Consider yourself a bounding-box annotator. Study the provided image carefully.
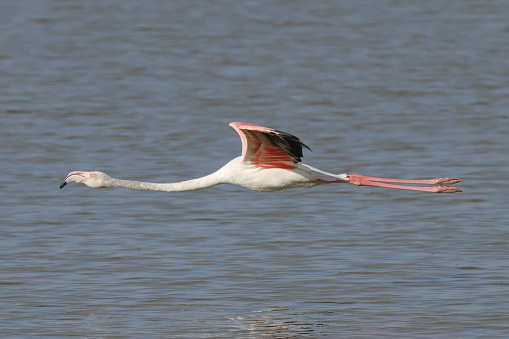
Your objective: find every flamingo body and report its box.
[214,157,346,192]
[60,122,461,193]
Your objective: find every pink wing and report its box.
[229,122,311,169]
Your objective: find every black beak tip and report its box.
[59,181,67,189]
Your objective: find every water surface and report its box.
[1,0,508,337]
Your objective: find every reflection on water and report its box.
[1,0,508,337]
[232,308,322,338]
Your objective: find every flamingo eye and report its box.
[91,173,96,178]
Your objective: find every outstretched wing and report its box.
[229,122,311,169]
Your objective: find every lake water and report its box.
[1,0,508,337]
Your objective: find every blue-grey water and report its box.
[1,0,508,337]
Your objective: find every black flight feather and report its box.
[266,130,312,163]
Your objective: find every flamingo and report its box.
[60,122,462,193]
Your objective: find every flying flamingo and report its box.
[60,122,462,193]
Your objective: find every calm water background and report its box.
[1,0,508,337]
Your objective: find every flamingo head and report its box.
[60,171,110,189]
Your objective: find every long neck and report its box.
[104,172,224,192]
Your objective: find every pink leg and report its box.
[347,174,462,193]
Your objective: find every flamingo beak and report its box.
[60,171,87,189]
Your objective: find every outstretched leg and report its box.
[347,174,462,193]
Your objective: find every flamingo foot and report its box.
[433,177,463,185]
[433,186,462,193]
